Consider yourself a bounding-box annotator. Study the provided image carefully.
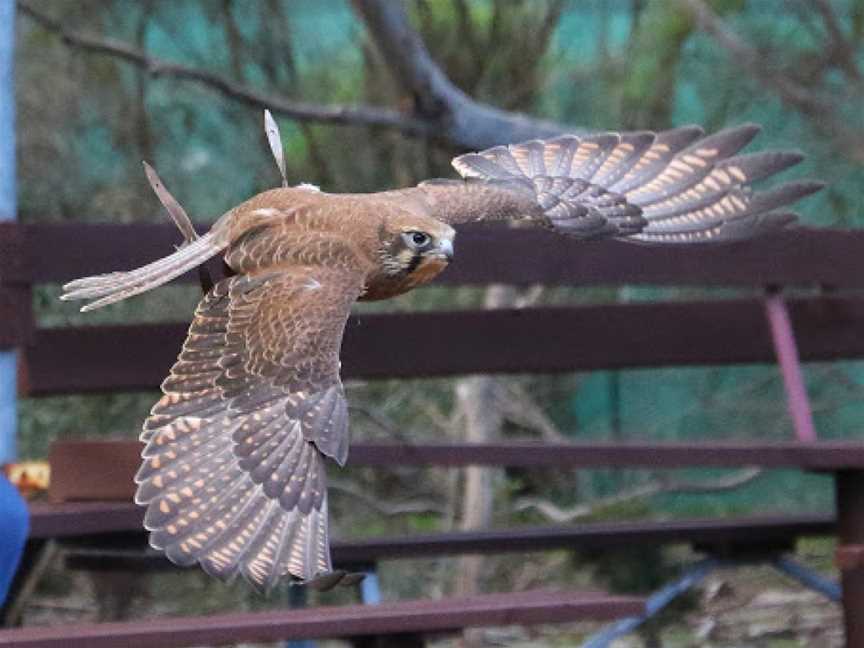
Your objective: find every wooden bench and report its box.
[12,438,849,646]
[4,222,864,645]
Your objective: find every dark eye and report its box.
[405,231,430,248]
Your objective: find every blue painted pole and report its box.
[773,556,841,603]
[0,0,17,464]
[283,585,315,648]
[580,558,723,648]
[360,570,382,604]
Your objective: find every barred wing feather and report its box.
[134,269,361,592]
[448,124,823,242]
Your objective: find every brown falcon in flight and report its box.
[62,113,821,591]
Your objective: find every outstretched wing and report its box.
[405,124,823,242]
[134,267,363,592]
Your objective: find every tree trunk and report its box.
[454,285,515,646]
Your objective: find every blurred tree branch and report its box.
[352,0,574,149]
[330,479,445,516]
[453,288,513,605]
[18,0,578,153]
[679,0,864,162]
[515,467,763,523]
[812,0,863,84]
[16,0,432,138]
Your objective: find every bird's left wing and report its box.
[135,266,363,592]
[394,124,822,243]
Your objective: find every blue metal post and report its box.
[773,556,841,602]
[283,585,315,648]
[0,0,17,463]
[580,558,724,648]
[360,569,381,605]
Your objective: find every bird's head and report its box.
[378,216,455,278]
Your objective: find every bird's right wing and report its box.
[135,266,364,592]
[407,124,823,243]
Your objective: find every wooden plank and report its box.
[21,296,864,396]
[44,439,864,504]
[28,501,144,539]
[0,221,26,282]
[47,441,142,503]
[0,589,644,648]
[0,222,199,284]
[34,500,830,557]
[24,324,181,396]
[332,514,832,562]
[28,496,833,548]
[62,513,829,569]
[5,222,864,288]
[349,441,864,470]
[442,225,864,289]
[0,286,31,347]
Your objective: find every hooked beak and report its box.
[437,238,454,262]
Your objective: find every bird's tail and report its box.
[61,232,225,311]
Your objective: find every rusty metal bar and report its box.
[764,293,817,442]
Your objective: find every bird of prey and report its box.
[61,112,822,592]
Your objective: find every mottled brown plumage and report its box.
[61,117,822,591]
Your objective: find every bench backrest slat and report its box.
[21,296,864,396]
[4,223,864,288]
[5,224,863,395]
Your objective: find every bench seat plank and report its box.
[349,440,864,469]
[0,589,644,648]
[28,499,832,562]
[44,439,864,503]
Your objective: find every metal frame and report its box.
[583,289,854,647]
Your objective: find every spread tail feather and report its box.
[61,232,224,311]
